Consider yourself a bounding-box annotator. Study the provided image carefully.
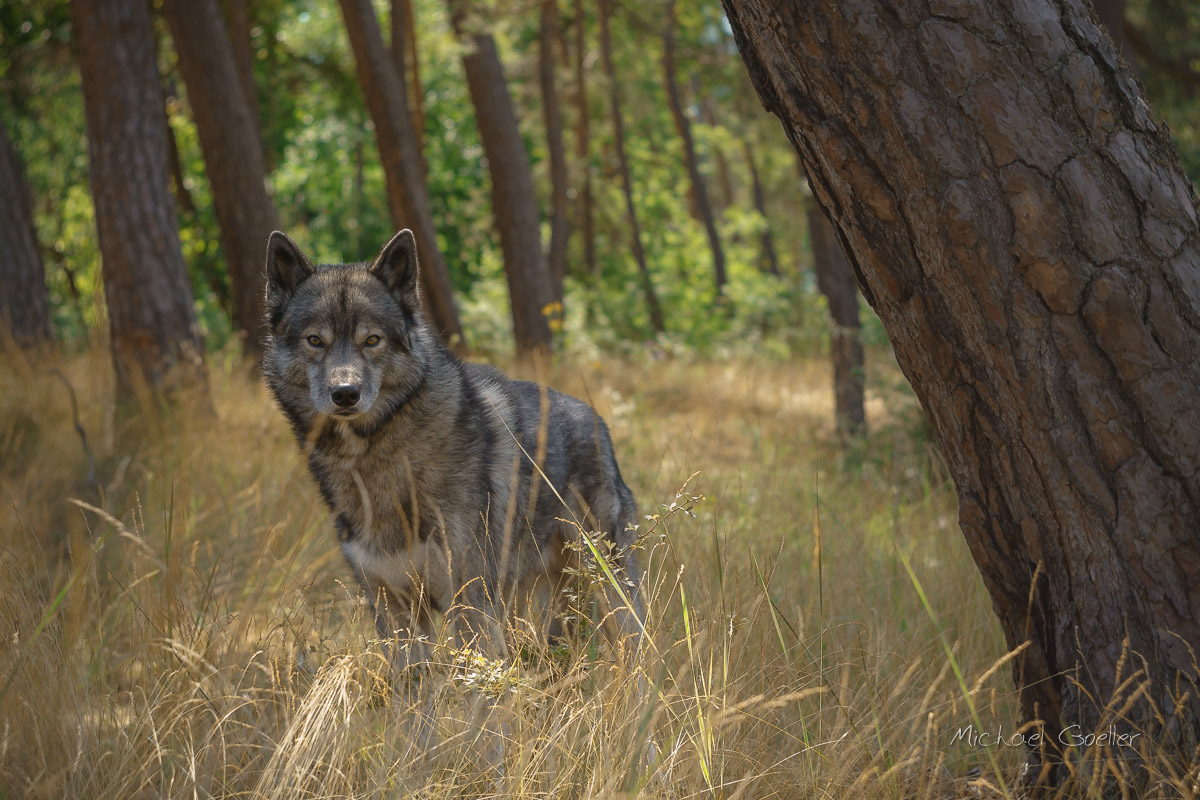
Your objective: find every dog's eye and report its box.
[306,334,324,347]
[364,334,381,347]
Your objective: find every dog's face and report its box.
[263,230,427,428]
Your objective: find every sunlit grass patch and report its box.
[1,346,1194,798]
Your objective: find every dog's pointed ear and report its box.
[265,231,313,302]
[370,229,420,304]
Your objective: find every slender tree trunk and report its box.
[74,0,207,399]
[725,0,1200,782]
[449,0,555,354]
[0,116,52,348]
[599,0,664,333]
[743,139,779,276]
[224,0,262,142]
[663,0,726,293]
[806,198,864,438]
[697,87,736,212]
[162,0,280,358]
[572,0,596,277]
[339,0,465,349]
[390,0,426,164]
[540,0,569,304]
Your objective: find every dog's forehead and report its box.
[290,265,399,330]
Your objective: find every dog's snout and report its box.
[331,384,361,408]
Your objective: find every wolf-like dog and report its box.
[263,229,644,675]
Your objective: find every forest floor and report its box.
[0,346,1107,798]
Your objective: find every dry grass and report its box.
[0,347,1193,798]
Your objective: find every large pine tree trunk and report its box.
[339,0,465,350]
[724,0,1200,779]
[449,0,555,354]
[663,0,726,293]
[599,0,664,334]
[571,0,596,277]
[805,199,864,438]
[0,116,52,348]
[540,0,569,304]
[74,0,207,399]
[390,0,426,165]
[162,0,280,358]
[223,0,262,146]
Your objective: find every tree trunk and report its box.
[449,0,555,354]
[224,0,262,143]
[1093,0,1137,72]
[806,198,864,439]
[724,0,1200,780]
[571,0,596,277]
[390,0,426,165]
[698,88,736,212]
[540,0,569,304]
[599,0,664,333]
[662,0,726,293]
[743,139,779,277]
[74,0,207,399]
[162,0,281,358]
[339,0,465,350]
[0,115,52,348]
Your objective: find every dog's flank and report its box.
[262,229,644,673]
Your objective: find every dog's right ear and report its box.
[265,231,313,304]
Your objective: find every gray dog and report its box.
[263,229,644,676]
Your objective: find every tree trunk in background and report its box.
[339,0,464,349]
[540,0,569,304]
[449,0,555,354]
[74,0,207,399]
[724,0,1200,781]
[572,0,596,277]
[0,116,52,348]
[743,139,779,277]
[390,0,426,164]
[599,0,664,333]
[663,0,726,293]
[698,88,736,212]
[806,199,864,438]
[223,0,262,148]
[162,0,280,358]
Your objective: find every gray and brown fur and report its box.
[262,229,644,674]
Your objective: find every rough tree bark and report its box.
[74,0,207,398]
[663,0,726,293]
[162,0,281,358]
[806,198,865,438]
[540,0,569,303]
[449,0,555,354]
[572,0,597,277]
[599,0,664,333]
[724,0,1200,780]
[0,115,52,348]
[339,0,465,349]
[743,139,779,276]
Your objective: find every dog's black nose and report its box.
[331,385,360,408]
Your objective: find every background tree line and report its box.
[1,0,864,417]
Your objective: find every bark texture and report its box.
[806,199,864,437]
[540,0,569,303]
[599,0,664,333]
[663,0,726,293]
[162,0,281,357]
[339,0,464,349]
[74,0,207,397]
[450,0,555,354]
[0,116,52,348]
[572,0,596,276]
[723,0,1200,770]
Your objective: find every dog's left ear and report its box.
[370,229,420,305]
